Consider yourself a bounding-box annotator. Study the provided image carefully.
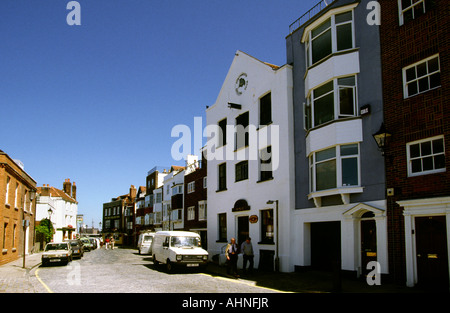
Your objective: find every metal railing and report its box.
[289,0,335,34]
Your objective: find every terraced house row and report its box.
[101,0,448,289]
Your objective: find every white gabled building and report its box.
[36,179,78,242]
[205,50,295,272]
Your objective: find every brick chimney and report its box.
[72,182,77,200]
[63,179,72,197]
[130,185,137,199]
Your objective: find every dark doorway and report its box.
[310,221,341,271]
[237,216,249,246]
[361,219,377,276]
[415,216,449,288]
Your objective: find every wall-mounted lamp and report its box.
[372,123,392,156]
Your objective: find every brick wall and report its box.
[379,0,450,283]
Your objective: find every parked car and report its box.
[80,238,93,251]
[42,242,73,266]
[65,239,84,258]
[152,231,208,272]
[137,232,155,255]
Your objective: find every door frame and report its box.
[399,197,450,287]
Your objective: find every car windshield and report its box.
[170,236,200,248]
[45,244,68,251]
[143,236,153,242]
[69,242,78,246]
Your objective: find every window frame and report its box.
[407,135,446,177]
[259,92,272,126]
[235,160,249,182]
[305,10,355,67]
[217,163,227,191]
[259,146,273,182]
[305,75,358,130]
[398,0,427,26]
[402,54,441,98]
[309,143,361,193]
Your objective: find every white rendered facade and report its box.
[206,51,295,272]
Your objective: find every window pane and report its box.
[316,160,336,190]
[314,92,334,126]
[316,147,336,162]
[338,76,355,86]
[428,57,439,72]
[312,18,331,38]
[404,8,414,23]
[411,159,422,173]
[402,0,412,9]
[418,77,429,93]
[339,87,354,115]
[407,81,418,96]
[342,157,358,186]
[414,2,425,18]
[432,138,444,153]
[336,23,353,51]
[416,62,427,77]
[421,141,432,156]
[434,154,445,169]
[314,81,333,98]
[335,11,352,24]
[341,144,358,156]
[406,67,416,82]
[429,72,441,89]
[410,143,421,158]
[312,29,332,64]
[422,156,433,171]
[260,93,272,125]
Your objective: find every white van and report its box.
[151,231,208,271]
[137,232,155,255]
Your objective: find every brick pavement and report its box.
[0,252,42,293]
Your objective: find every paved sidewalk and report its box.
[0,252,43,293]
[204,262,430,293]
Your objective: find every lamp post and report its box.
[266,200,279,272]
[23,189,36,268]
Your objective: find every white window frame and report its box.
[402,54,441,98]
[198,201,207,221]
[5,176,10,206]
[187,181,195,194]
[305,10,355,67]
[305,75,358,129]
[203,177,207,189]
[407,135,446,177]
[309,143,361,193]
[398,0,426,26]
[187,206,195,221]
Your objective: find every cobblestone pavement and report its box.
[0,246,442,294]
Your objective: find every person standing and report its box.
[105,236,110,249]
[241,237,254,274]
[225,238,239,277]
[110,236,115,250]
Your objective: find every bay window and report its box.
[309,144,360,192]
[306,10,354,67]
[305,75,357,129]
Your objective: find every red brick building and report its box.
[0,150,37,266]
[184,156,207,249]
[379,0,449,288]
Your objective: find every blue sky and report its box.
[0,0,318,228]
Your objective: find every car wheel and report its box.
[153,255,159,266]
[166,260,173,272]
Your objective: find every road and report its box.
[30,247,281,293]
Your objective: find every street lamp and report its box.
[266,200,279,272]
[372,123,392,156]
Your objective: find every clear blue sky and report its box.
[0,0,318,228]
